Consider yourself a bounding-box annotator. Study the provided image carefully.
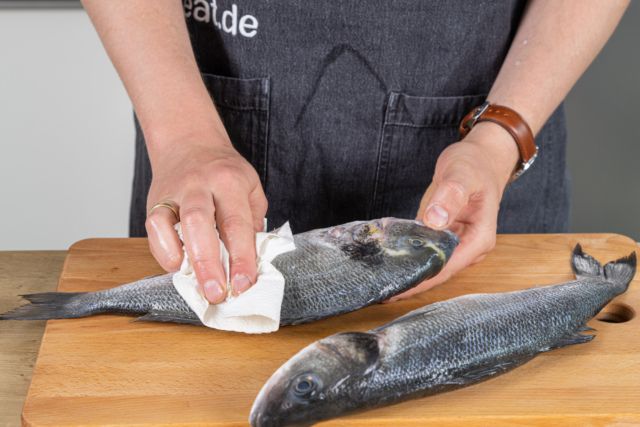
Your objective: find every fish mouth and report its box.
[250,412,284,427]
[249,410,273,427]
[250,370,286,427]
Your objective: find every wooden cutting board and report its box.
[21,234,639,426]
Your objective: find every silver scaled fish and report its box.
[0,218,458,326]
[249,245,636,426]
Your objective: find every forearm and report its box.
[467,0,629,185]
[489,0,630,135]
[81,0,229,162]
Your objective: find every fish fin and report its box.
[571,244,636,289]
[446,355,537,385]
[603,251,637,290]
[0,292,88,320]
[571,244,604,280]
[133,311,203,326]
[578,324,596,333]
[545,330,596,351]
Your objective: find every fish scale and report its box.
[274,220,454,325]
[249,245,637,427]
[1,218,458,328]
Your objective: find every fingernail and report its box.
[426,204,449,228]
[232,274,252,296]
[204,280,224,303]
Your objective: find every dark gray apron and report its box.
[130,0,570,236]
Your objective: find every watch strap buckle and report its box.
[462,101,490,133]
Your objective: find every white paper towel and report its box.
[172,222,296,334]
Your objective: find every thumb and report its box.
[423,172,475,230]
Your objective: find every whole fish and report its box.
[250,245,636,427]
[0,218,458,326]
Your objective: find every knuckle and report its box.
[164,252,184,272]
[148,241,180,272]
[252,215,266,233]
[211,160,261,192]
[190,257,218,274]
[485,237,496,253]
[180,206,210,228]
[145,216,169,242]
[441,180,468,205]
[481,234,497,253]
[144,215,160,232]
[228,259,253,278]
[257,198,268,216]
[211,165,243,189]
[219,214,251,236]
[178,171,206,189]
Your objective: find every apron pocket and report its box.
[201,73,270,186]
[372,92,486,219]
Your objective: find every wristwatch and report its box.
[459,102,538,182]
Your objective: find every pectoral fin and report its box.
[445,354,537,385]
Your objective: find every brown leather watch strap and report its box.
[459,103,538,181]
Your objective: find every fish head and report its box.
[335,218,458,279]
[381,218,458,262]
[250,331,380,427]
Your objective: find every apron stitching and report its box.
[214,106,265,112]
[384,123,464,129]
[262,77,271,188]
[370,92,396,218]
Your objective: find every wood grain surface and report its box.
[0,251,66,427]
[17,235,640,426]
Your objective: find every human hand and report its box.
[145,136,267,304]
[388,122,521,302]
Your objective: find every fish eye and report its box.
[292,375,317,396]
[409,238,425,247]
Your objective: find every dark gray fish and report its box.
[249,245,636,427]
[0,218,458,326]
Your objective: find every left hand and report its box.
[387,122,520,302]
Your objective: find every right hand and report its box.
[387,121,520,302]
[145,137,268,304]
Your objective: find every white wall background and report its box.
[0,8,135,250]
[1,5,638,251]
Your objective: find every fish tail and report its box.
[571,244,637,289]
[0,292,89,320]
[603,251,637,290]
